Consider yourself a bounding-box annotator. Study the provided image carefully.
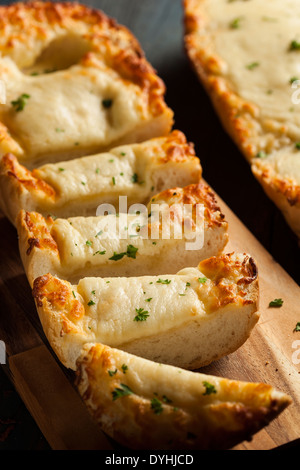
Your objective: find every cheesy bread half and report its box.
[17,182,228,286]
[0,131,201,225]
[76,342,291,450]
[184,0,300,238]
[0,1,173,168]
[32,253,259,371]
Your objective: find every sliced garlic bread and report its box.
[0,1,173,169]
[0,131,201,225]
[184,0,300,237]
[76,342,291,450]
[17,182,228,286]
[32,253,259,371]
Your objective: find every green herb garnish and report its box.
[11,93,30,111]
[156,278,171,285]
[134,308,149,322]
[269,298,284,308]
[202,381,217,396]
[150,397,163,415]
[112,383,133,400]
[108,369,117,377]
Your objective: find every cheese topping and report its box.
[76,271,205,346]
[0,58,150,165]
[202,0,300,185]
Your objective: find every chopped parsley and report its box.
[102,98,113,108]
[72,291,76,298]
[109,159,114,163]
[131,173,138,183]
[202,381,217,396]
[150,397,163,415]
[295,143,300,150]
[95,168,100,174]
[11,93,30,111]
[81,181,86,185]
[121,364,128,374]
[91,290,96,295]
[229,17,242,29]
[58,168,65,172]
[88,300,96,306]
[198,277,207,284]
[269,298,284,308]
[120,152,126,156]
[290,77,299,84]
[134,308,149,322]
[108,369,117,377]
[145,298,152,302]
[112,176,116,185]
[112,383,133,400]
[109,244,138,261]
[86,240,93,247]
[156,278,171,285]
[256,151,267,159]
[290,40,300,51]
[95,231,103,237]
[294,322,300,332]
[93,250,106,256]
[246,62,260,70]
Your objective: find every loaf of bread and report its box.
[0,1,173,169]
[184,0,300,237]
[17,182,228,285]
[76,341,291,450]
[32,253,259,371]
[0,131,201,224]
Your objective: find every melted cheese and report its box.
[75,270,206,346]
[0,57,161,165]
[202,0,300,185]
[35,147,150,206]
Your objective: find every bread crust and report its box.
[0,1,173,165]
[75,342,291,450]
[0,131,202,224]
[184,0,300,238]
[32,253,259,371]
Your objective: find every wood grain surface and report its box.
[0,0,299,450]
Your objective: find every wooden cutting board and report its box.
[0,186,299,451]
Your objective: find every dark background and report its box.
[0,0,299,450]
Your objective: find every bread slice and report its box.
[0,131,201,225]
[32,253,259,371]
[75,341,291,450]
[184,0,300,238]
[0,1,173,168]
[17,182,228,286]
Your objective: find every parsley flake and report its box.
[134,308,149,322]
[290,40,300,51]
[246,62,260,70]
[88,300,96,306]
[11,93,30,112]
[294,322,300,332]
[121,364,128,374]
[269,298,284,308]
[108,369,118,377]
[202,381,217,396]
[112,383,133,400]
[156,278,171,285]
[198,277,207,284]
[150,397,163,415]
